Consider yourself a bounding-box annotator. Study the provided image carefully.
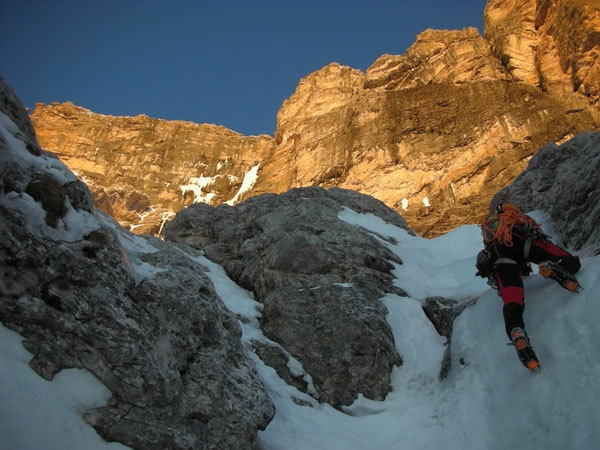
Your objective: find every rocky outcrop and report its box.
[0,74,39,151]
[491,132,600,254]
[484,0,541,84]
[363,27,506,89]
[164,187,408,408]
[30,0,600,237]
[1,78,274,449]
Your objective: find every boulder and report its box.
[164,186,408,407]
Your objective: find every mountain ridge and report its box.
[30,0,600,237]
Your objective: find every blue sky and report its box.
[1,0,485,136]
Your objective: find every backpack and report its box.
[479,203,545,247]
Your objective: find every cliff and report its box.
[31,104,274,234]
[30,0,600,236]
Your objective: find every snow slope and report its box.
[255,209,600,450]
[1,199,599,449]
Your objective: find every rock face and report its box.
[491,132,600,254]
[31,102,274,235]
[0,77,274,449]
[164,187,408,408]
[485,0,600,101]
[30,1,600,237]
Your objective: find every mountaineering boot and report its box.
[539,261,582,292]
[510,327,540,371]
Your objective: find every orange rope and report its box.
[479,203,538,247]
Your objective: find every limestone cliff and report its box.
[30,0,600,236]
[485,0,600,102]
[31,103,274,234]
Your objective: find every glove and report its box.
[475,249,493,278]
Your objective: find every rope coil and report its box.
[479,203,539,247]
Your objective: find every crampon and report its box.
[539,261,582,293]
[510,327,540,371]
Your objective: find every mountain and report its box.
[3,72,600,449]
[30,0,600,237]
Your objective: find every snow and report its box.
[179,174,218,204]
[226,163,260,205]
[178,163,260,207]
[0,112,102,242]
[0,191,101,242]
[399,196,430,210]
[0,326,129,450]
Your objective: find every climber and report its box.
[475,202,581,371]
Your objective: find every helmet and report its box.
[495,202,520,214]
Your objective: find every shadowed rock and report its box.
[165,186,409,408]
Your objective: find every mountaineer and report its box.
[475,202,581,371]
